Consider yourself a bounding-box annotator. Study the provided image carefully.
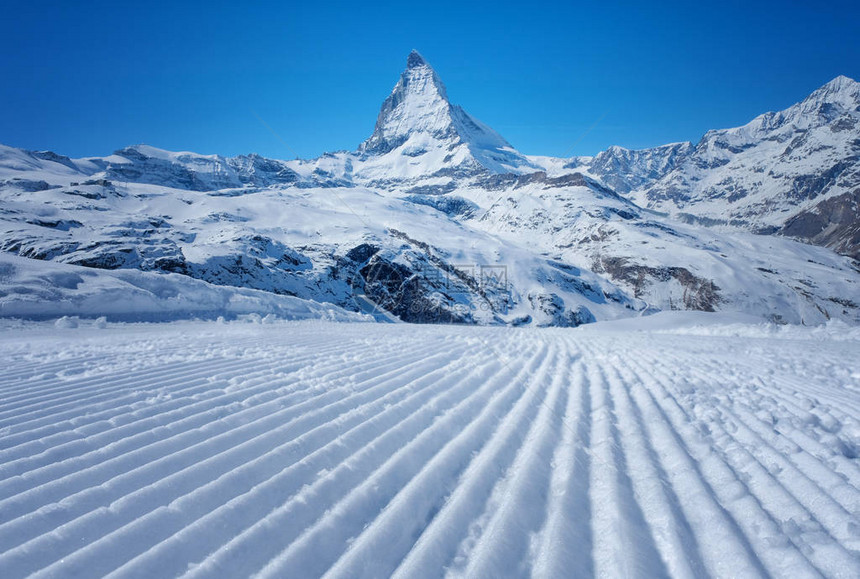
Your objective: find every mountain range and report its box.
[1,50,858,326]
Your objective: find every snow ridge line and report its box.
[182,341,549,578]
[371,342,558,579]
[644,343,860,495]
[451,346,574,579]
[621,345,840,577]
[0,336,435,508]
[602,358,709,578]
[26,341,492,578]
[529,349,593,579]
[108,345,506,578]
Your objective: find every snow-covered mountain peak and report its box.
[3,63,860,327]
[622,74,860,259]
[360,52,452,155]
[574,141,694,194]
[814,74,859,101]
[791,75,860,124]
[733,75,860,138]
[357,52,537,180]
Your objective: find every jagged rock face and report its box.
[105,146,305,191]
[591,257,722,312]
[572,142,694,195]
[779,189,860,260]
[527,292,596,327]
[361,51,458,155]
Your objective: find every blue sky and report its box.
[2,0,859,160]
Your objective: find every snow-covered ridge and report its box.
[1,56,858,326]
[619,75,860,258]
[0,253,369,323]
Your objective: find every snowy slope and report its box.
[3,150,857,325]
[0,170,649,325]
[0,317,858,577]
[460,175,860,325]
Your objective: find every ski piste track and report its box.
[0,319,858,578]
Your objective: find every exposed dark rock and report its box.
[30,150,80,171]
[346,243,380,264]
[359,256,470,324]
[780,189,860,259]
[26,219,83,231]
[405,194,477,217]
[527,292,595,327]
[593,256,722,312]
[788,159,856,202]
[68,246,139,270]
[405,182,457,196]
[1,179,55,192]
[240,235,312,270]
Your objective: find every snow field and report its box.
[0,318,858,578]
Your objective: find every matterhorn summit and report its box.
[356,50,538,186]
[361,50,456,154]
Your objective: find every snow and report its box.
[0,54,857,577]
[3,142,857,325]
[0,253,370,323]
[0,316,857,578]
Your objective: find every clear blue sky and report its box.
[2,0,859,160]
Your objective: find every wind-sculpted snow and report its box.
[0,317,858,578]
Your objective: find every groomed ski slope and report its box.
[0,316,858,578]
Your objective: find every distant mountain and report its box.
[1,54,858,326]
[589,76,860,259]
[356,50,538,187]
[562,142,693,195]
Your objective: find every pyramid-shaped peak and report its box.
[399,51,447,100]
[407,50,428,69]
[360,51,453,155]
[358,51,537,176]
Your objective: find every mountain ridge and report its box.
[1,54,858,326]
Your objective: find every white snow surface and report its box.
[0,316,858,578]
[2,141,858,326]
[0,253,369,323]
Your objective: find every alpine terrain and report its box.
[0,51,859,579]
[1,50,859,326]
